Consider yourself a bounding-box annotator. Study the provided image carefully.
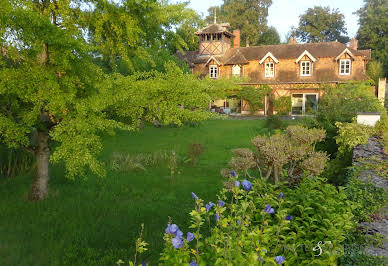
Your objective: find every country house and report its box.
[179,22,373,115]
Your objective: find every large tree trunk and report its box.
[28,131,50,201]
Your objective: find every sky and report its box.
[183,0,364,42]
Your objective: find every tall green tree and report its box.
[206,0,272,46]
[356,0,388,76]
[0,0,233,200]
[258,26,280,45]
[293,6,349,43]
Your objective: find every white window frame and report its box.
[209,65,218,79]
[291,93,319,115]
[300,61,312,76]
[232,65,241,76]
[265,62,275,77]
[339,59,351,75]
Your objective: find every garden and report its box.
[1,1,387,265]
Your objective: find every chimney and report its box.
[233,30,240,48]
[288,37,298,44]
[349,37,358,50]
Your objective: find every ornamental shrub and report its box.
[249,125,327,183]
[159,176,354,265]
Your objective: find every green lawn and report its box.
[0,119,269,265]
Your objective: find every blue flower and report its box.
[205,202,215,211]
[231,170,237,177]
[278,192,283,199]
[285,215,293,221]
[189,262,198,266]
[218,200,225,207]
[275,255,285,264]
[186,232,195,242]
[171,237,183,249]
[265,204,275,214]
[165,224,179,235]
[176,230,183,240]
[234,181,240,187]
[236,220,240,224]
[241,179,252,191]
[215,213,220,221]
[191,192,198,200]
[141,262,146,266]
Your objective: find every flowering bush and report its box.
[159,175,354,265]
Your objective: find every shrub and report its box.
[159,176,354,265]
[239,85,272,113]
[273,96,291,116]
[345,175,385,222]
[249,125,327,183]
[335,122,376,155]
[229,148,256,177]
[265,114,285,131]
[186,143,206,165]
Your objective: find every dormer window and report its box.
[265,62,274,77]
[232,65,241,76]
[209,65,218,78]
[300,61,311,76]
[339,59,351,75]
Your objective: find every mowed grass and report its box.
[0,119,269,265]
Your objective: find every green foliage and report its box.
[356,0,388,76]
[258,26,281,45]
[316,82,383,155]
[186,143,206,166]
[206,0,273,46]
[345,174,385,222]
[366,61,384,85]
[338,229,388,266]
[239,85,272,113]
[293,6,349,43]
[0,144,34,178]
[335,122,376,154]
[250,125,327,183]
[265,114,285,131]
[159,176,354,265]
[273,96,291,116]
[0,120,270,265]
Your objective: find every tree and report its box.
[367,61,384,85]
[356,0,388,76]
[258,26,281,45]
[206,0,273,46]
[293,6,349,43]
[0,0,234,200]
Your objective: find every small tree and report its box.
[239,85,272,114]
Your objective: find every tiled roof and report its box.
[176,41,371,83]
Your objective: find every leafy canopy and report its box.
[0,0,235,180]
[356,0,388,75]
[293,6,349,43]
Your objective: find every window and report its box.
[265,62,274,77]
[291,93,318,115]
[209,65,218,78]
[300,61,311,76]
[339,59,351,75]
[232,65,241,76]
